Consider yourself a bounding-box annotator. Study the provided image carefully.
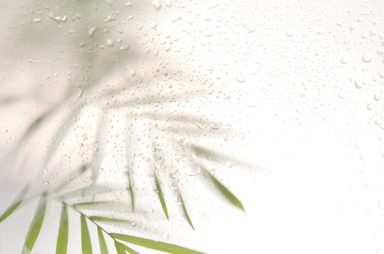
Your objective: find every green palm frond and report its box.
[0,0,254,253]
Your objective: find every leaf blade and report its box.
[207,171,245,211]
[128,180,135,212]
[178,191,194,230]
[111,233,204,254]
[0,186,29,223]
[56,205,69,254]
[90,216,132,224]
[154,176,169,220]
[97,227,108,254]
[114,240,140,254]
[81,214,93,254]
[22,198,47,254]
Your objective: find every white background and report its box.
[1,0,384,253]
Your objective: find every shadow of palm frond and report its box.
[0,0,256,253]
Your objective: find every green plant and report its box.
[0,0,252,253]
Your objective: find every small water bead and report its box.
[120,45,129,51]
[88,27,97,37]
[106,39,115,47]
[150,22,158,30]
[152,0,161,11]
[354,80,362,89]
[165,0,172,7]
[362,53,373,63]
[50,13,67,23]
[340,57,348,64]
[236,75,245,83]
[104,15,115,23]
[374,93,381,101]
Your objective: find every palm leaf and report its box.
[0,185,29,223]
[154,176,169,220]
[22,198,47,254]
[177,190,194,230]
[81,214,93,254]
[97,227,108,254]
[90,216,133,224]
[114,240,140,254]
[127,179,135,212]
[56,205,69,254]
[111,233,205,254]
[205,170,245,212]
[73,201,124,209]
[191,144,253,169]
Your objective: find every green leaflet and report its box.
[0,186,29,223]
[154,176,169,220]
[56,205,69,254]
[114,240,140,254]
[191,144,254,169]
[178,191,195,230]
[90,216,132,224]
[73,201,122,208]
[22,198,47,254]
[81,215,93,254]
[111,233,204,254]
[97,227,108,254]
[206,171,245,212]
[128,180,135,212]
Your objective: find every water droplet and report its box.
[104,15,115,23]
[152,0,161,11]
[374,93,381,101]
[165,0,172,7]
[362,53,372,63]
[236,75,245,83]
[88,27,97,37]
[150,22,157,30]
[120,45,129,51]
[106,39,115,47]
[50,13,67,23]
[170,16,181,23]
[340,57,348,64]
[354,80,362,89]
